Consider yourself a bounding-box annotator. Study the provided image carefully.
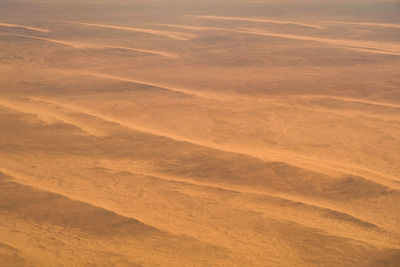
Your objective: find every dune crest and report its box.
[326,21,400,29]
[236,28,400,55]
[190,15,324,29]
[1,33,178,58]
[23,95,400,189]
[155,24,400,55]
[0,22,49,33]
[1,0,400,265]
[55,20,196,40]
[81,72,219,99]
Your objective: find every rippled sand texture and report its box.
[1,0,400,266]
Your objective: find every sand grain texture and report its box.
[0,0,399,266]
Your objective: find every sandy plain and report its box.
[0,0,400,266]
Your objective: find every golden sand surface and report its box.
[0,0,399,266]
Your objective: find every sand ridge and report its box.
[80,72,222,99]
[1,0,400,265]
[297,95,400,109]
[236,28,400,55]
[158,23,400,55]
[326,21,400,29]
[0,22,50,33]
[55,20,197,41]
[190,15,324,29]
[1,33,178,58]
[22,95,400,190]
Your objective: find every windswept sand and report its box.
[0,22,50,33]
[326,21,400,29]
[160,24,400,55]
[56,20,197,41]
[190,15,324,29]
[1,33,178,58]
[236,28,400,55]
[0,0,400,266]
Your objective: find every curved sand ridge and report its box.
[84,72,221,99]
[3,162,392,247]
[55,20,197,41]
[1,3,400,264]
[0,73,398,189]
[0,22,50,33]
[98,163,396,234]
[0,241,27,267]
[297,95,400,109]
[1,93,399,265]
[162,23,400,56]
[2,167,398,265]
[0,170,228,266]
[40,157,400,251]
[1,105,399,254]
[0,169,160,236]
[190,15,324,30]
[17,95,400,190]
[326,21,400,29]
[237,28,400,55]
[0,97,106,136]
[1,33,178,58]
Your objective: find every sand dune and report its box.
[299,95,400,109]
[0,22,49,33]
[0,172,159,237]
[132,178,398,249]
[157,24,400,55]
[159,24,216,31]
[32,157,397,251]
[326,21,400,29]
[123,47,178,58]
[0,171,229,266]
[98,162,395,232]
[337,47,400,56]
[236,28,400,55]
[2,152,399,264]
[157,23,237,33]
[0,242,26,267]
[1,0,400,265]
[24,95,400,190]
[1,94,399,265]
[191,15,400,31]
[82,72,217,99]
[190,15,324,29]
[56,20,196,41]
[1,33,178,58]
[1,118,398,264]
[0,97,105,136]
[6,94,400,197]
[4,168,397,266]
[0,33,77,47]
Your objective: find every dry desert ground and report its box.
[0,0,400,266]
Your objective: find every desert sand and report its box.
[0,0,400,266]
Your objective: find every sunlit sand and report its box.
[1,0,399,266]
